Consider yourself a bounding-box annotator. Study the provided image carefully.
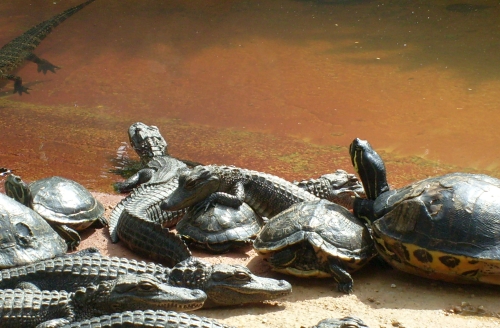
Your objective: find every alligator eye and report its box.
[234,271,250,281]
[138,282,156,291]
[185,179,197,190]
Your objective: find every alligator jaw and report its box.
[202,263,292,308]
[91,274,207,314]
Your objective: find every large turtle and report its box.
[176,203,264,253]
[5,174,108,250]
[349,138,500,285]
[0,192,67,268]
[253,199,376,293]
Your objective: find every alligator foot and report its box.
[13,79,30,95]
[36,58,60,74]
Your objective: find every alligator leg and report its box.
[114,168,156,193]
[26,53,60,74]
[192,182,245,215]
[4,74,30,95]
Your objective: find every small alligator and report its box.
[293,169,365,209]
[0,273,206,327]
[162,165,319,219]
[114,122,195,193]
[0,0,96,95]
[0,254,292,308]
[61,310,235,328]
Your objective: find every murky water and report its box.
[1,0,499,192]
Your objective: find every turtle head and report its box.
[161,166,220,211]
[4,174,32,207]
[349,138,389,200]
[349,138,390,224]
[128,122,168,162]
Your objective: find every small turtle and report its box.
[253,199,376,293]
[311,316,370,328]
[5,174,108,250]
[0,192,67,268]
[176,203,264,253]
[350,138,500,285]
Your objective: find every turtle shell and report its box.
[0,193,67,268]
[176,203,263,253]
[29,176,105,230]
[372,173,500,284]
[254,199,375,276]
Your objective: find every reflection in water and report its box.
[0,0,499,192]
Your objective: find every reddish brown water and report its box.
[1,0,499,192]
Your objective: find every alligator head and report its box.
[72,273,206,319]
[168,258,292,308]
[161,166,220,211]
[128,122,168,163]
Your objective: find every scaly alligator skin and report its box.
[0,254,292,308]
[61,310,235,328]
[294,169,366,209]
[109,180,188,256]
[0,273,206,327]
[114,122,200,193]
[162,165,319,219]
[0,0,96,95]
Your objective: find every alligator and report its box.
[0,273,206,327]
[293,169,366,209]
[161,165,319,219]
[61,310,235,328]
[114,122,193,193]
[0,254,292,308]
[0,0,96,95]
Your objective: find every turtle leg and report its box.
[89,216,109,229]
[268,247,298,268]
[52,225,81,251]
[327,257,354,294]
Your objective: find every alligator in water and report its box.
[0,254,292,308]
[0,0,96,95]
[0,273,206,327]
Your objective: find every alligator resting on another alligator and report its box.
[0,254,292,308]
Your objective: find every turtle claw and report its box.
[337,281,353,294]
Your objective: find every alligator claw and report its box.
[37,59,60,74]
[13,80,30,95]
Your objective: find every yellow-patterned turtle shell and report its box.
[253,199,375,294]
[350,138,500,285]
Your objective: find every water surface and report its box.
[1,0,499,191]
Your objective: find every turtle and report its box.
[349,137,500,285]
[5,174,108,250]
[253,199,376,293]
[176,202,264,253]
[0,192,67,268]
